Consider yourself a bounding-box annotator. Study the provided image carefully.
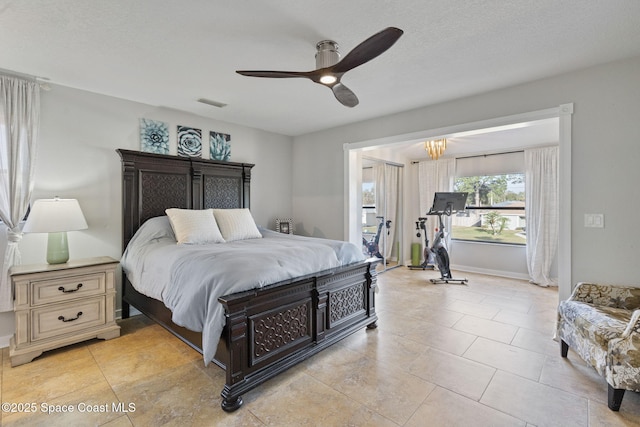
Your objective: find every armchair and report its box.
[557,282,640,411]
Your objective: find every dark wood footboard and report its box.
[217,259,378,411]
[122,259,378,411]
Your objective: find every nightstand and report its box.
[9,256,120,367]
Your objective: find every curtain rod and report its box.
[0,68,52,90]
[455,149,524,160]
[411,149,524,164]
[362,156,405,168]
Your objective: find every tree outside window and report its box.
[452,174,526,245]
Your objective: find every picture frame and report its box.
[177,125,202,157]
[275,218,293,234]
[139,118,169,154]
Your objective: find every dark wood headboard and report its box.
[117,149,254,251]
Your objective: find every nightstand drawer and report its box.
[31,296,106,342]
[31,272,106,306]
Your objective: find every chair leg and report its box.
[608,384,625,411]
[560,339,569,357]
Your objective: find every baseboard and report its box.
[450,264,531,281]
[0,334,11,349]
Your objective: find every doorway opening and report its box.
[344,104,573,299]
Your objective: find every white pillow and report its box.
[212,208,262,242]
[165,208,225,244]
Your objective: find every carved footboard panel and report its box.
[217,261,378,411]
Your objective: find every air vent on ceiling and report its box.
[197,98,227,108]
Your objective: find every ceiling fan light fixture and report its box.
[319,74,337,85]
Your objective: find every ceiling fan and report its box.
[236,27,404,107]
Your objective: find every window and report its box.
[452,151,526,245]
[361,166,377,237]
[452,173,525,244]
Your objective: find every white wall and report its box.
[1,84,293,344]
[292,55,640,292]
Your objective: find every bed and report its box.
[116,149,379,411]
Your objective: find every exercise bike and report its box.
[362,216,392,259]
[426,192,468,285]
[407,217,435,270]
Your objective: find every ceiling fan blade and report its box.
[331,83,359,107]
[332,27,403,74]
[236,70,312,79]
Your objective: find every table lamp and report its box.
[22,198,88,264]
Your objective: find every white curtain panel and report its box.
[0,76,40,312]
[373,163,386,257]
[418,158,455,248]
[383,164,401,259]
[525,146,559,287]
[372,163,402,260]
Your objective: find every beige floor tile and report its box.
[408,346,496,400]
[480,294,534,313]
[2,345,106,403]
[589,394,640,426]
[445,299,501,319]
[494,308,556,334]
[87,319,185,359]
[101,415,134,427]
[406,386,526,427]
[539,352,609,404]
[113,362,263,426]
[452,314,519,343]
[403,306,465,328]
[304,347,435,425]
[404,320,477,356]
[463,337,546,380]
[247,372,398,427]
[1,380,124,426]
[510,327,559,357]
[480,370,588,427]
[338,325,429,368]
[374,311,420,337]
[92,338,197,389]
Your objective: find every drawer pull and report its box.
[58,283,83,293]
[58,312,83,322]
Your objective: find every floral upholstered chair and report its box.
[557,282,640,411]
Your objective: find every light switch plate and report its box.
[584,213,604,228]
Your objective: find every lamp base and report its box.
[47,232,69,264]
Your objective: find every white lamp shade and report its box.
[23,198,88,233]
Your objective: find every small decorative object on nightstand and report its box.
[275,218,293,234]
[9,256,120,367]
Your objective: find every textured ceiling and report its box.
[2,0,640,136]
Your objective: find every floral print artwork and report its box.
[140,119,169,154]
[210,131,231,161]
[177,126,202,157]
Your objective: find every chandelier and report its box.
[424,138,447,160]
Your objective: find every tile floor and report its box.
[1,268,640,426]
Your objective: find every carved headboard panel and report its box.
[117,149,254,251]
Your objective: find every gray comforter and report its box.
[120,216,365,364]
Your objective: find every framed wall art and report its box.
[177,126,202,157]
[210,131,231,161]
[139,118,169,154]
